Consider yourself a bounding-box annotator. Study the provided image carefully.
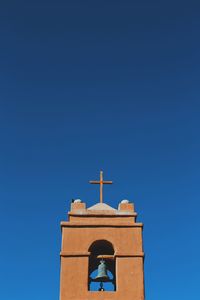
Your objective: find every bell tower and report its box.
[59,172,145,300]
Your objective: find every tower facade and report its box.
[59,198,145,300]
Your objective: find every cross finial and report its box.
[89,171,113,203]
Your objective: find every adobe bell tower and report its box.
[59,172,145,300]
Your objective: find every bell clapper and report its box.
[98,282,104,291]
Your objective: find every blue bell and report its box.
[95,259,110,282]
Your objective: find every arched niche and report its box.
[88,240,116,291]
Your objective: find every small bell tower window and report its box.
[88,240,116,291]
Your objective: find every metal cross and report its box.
[89,171,113,203]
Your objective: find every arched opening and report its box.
[88,240,116,291]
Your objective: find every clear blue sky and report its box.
[1,0,200,299]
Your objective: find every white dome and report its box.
[121,199,129,204]
[74,199,82,203]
